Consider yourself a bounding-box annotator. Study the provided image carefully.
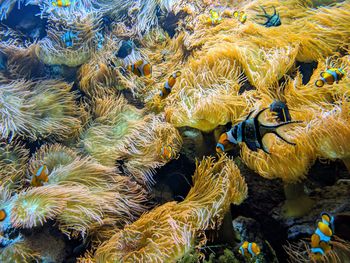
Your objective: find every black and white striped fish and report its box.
[216,108,301,154]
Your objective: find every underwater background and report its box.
[0,0,350,262]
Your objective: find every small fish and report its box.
[257,6,281,27]
[208,9,222,25]
[233,11,247,24]
[127,60,152,78]
[216,108,301,154]
[61,31,78,47]
[315,68,346,87]
[95,32,104,50]
[0,209,6,222]
[160,71,181,99]
[116,40,135,59]
[52,0,71,7]
[160,145,176,161]
[239,241,261,257]
[31,165,49,187]
[311,212,334,260]
[269,100,291,122]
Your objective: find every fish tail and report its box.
[315,79,325,87]
[260,121,302,145]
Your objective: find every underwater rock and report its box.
[4,5,46,41]
[232,216,264,245]
[179,127,216,163]
[159,11,187,38]
[272,180,350,240]
[24,225,67,263]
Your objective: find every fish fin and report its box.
[245,141,258,152]
[225,121,232,130]
[315,79,324,87]
[260,121,302,144]
[271,130,296,145]
[260,120,302,129]
[261,141,270,154]
[255,107,269,123]
[260,6,267,15]
[245,110,255,120]
[273,6,277,15]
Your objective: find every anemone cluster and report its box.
[0,0,350,262]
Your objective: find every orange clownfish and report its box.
[127,60,152,78]
[310,212,335,260]
[239,241,261,257]
[31,165,49,187]
[160,145,176,161]
[0,209,6,222]
[315,68,345,87]
[52,0,71,7]
[233,11,247,24]
[160,71,181,99]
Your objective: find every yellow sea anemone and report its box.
[0,75,82,141]
[80,95,182,188]
[308,96,350,171]
[35,13,102,67]
[0,140,29,191]
[93,155,247,262]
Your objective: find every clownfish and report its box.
[269,100,291,123]
[208,9,222,25]
[239,241,261,257]
[61,31,78,47]
[52,0,71,7]
[216,108,301,154]
[31,165,49,187]
[315,68,346,87]
[160,145,176,161]
[233,11,247,24]
[160,71,181,99]
[310,212,335,260]
[127,60,152,78]
[0,209,6,222]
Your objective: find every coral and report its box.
[93,155,247,262]
[79,95,182,188]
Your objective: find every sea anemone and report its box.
[0,44,43,79]
[93,155,247,262]
[0,75,82,141]
[35,12,102,67]
[80,95,182,188]
[0,140,29,191]
[4,182,147,238]
[0,234,40,263]
[308,96,350,172]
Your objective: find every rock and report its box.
[232,216,264,244]
[272,180,350,240]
